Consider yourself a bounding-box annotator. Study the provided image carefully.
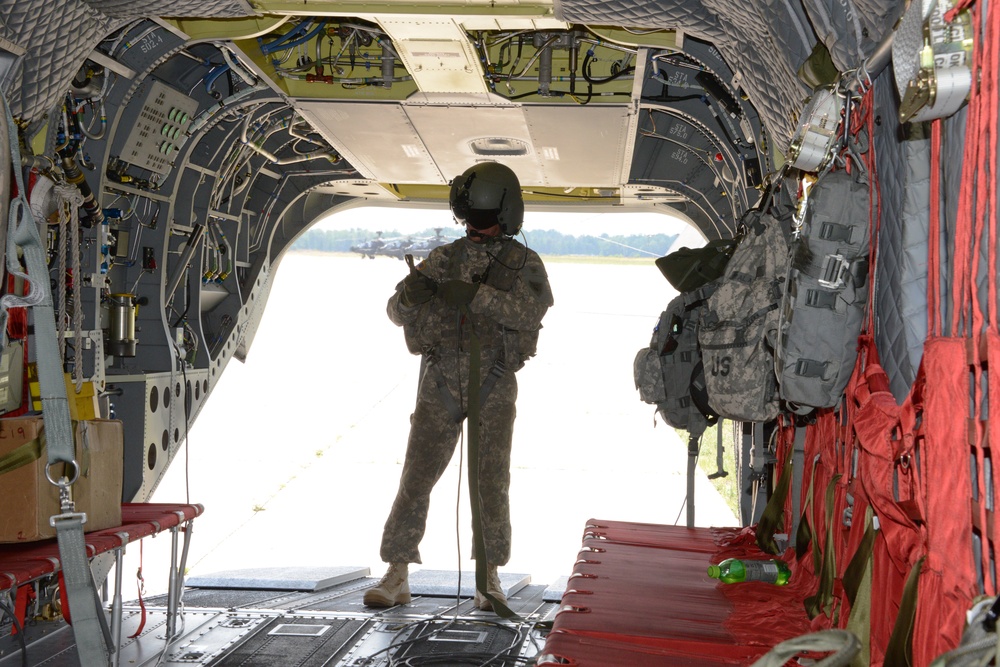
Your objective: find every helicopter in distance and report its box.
[350,228,453,260]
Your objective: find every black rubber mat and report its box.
[209,617,370,667]
[392,618,524,665]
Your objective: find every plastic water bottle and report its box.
[707,558,791,585]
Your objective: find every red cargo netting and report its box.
[539,520,813,667]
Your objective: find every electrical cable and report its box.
[180,351,191,507]
[101,18,144,56]
[455,418,465,612]
[259,20,326,56]
[0,594,28,667]
[359,617,460,666]
[673,495,688,526]
[517,189,616,200]
[116,24,165,57]
[170,272,191,329]
[582,50,635,84]
[454,301,471,616]
[482,235,528,275]
[640,93,704,103]
[376,618,527,666]
[640,108,740,197]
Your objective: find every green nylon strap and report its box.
[842,505,876,608]
[430,362,466,423]
[748,629,861,667]
[796,455,819,565]
[796,513,814,563]
[884,556,924,667]
[686,434,698,527]
[843,505,876,667]
[805,473,842,620]
[756,439,795,555]
[0,436,43,476]
[0,424,84,478]
[464,306,518,620]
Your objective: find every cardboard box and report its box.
[0,417,123,542]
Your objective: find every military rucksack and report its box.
[698,207,791,423]
[775,168,873,411]
[654,237,741,293]
[633,281,719,437]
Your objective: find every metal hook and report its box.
[857,59,872,93]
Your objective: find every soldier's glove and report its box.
[438,280,480,308]
[399,273,437,307]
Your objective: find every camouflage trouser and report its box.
[380,352,517,565]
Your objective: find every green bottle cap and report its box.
[707,564,720,578]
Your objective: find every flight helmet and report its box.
[449,162,524,236]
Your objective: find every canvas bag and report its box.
[698,209,790,422]
[654,237,740,293]
[775,168,872,411]
[634,281,718,437]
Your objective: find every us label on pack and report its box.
[698,212,790,422]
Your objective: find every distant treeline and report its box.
[293,227,678,258]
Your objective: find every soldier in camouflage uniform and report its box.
[364,162,553,612]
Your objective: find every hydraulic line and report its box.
[538,41,553,95]
[381,42,395,88]
[569,39,578,95]
[164,223,205,307]
[260,20,326,56]
[509,35,558,86]
[220,46,255,85]
[239,112,338,164]
[60,156,104,228]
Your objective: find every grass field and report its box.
[695,421,741,516]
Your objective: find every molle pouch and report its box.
[776,169,872,411]
[634,283,718,438]
[634,345,666,404]
[699,211,790,423]
[506,327,539,369]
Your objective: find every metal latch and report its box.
[819,253,851,289]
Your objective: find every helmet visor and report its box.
[453,203,501,230]
[451,183,505,230]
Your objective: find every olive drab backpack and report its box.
[654,237,742,293]
[775,167,873,411]
[633,239,739,437]
[698,206,792,423]
[633,282,719,437]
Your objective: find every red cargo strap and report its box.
[12,584,32,635]
[129,540,147,638]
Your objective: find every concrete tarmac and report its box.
[140,251,737,593]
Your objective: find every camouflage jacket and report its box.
[387,236,553,368]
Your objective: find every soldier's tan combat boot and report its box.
[473,565,506,612]
[363,563,411,607]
